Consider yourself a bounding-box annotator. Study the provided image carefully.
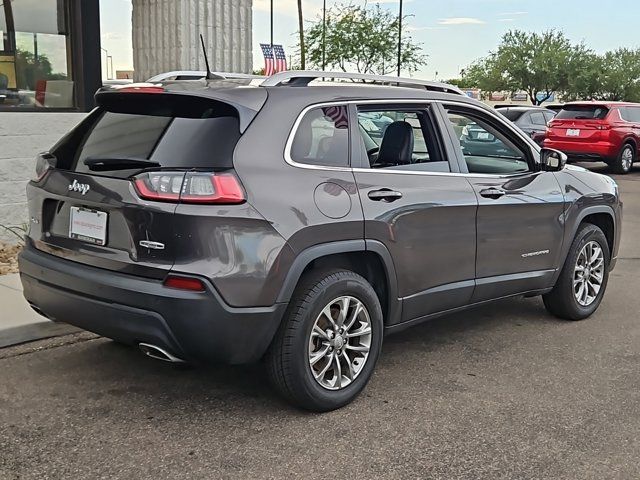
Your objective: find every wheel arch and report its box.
[276,240,401,325]
[552,205,617,286]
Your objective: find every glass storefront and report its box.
[1,0,74,108]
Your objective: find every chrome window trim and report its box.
[284,99,542,180]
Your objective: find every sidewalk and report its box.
[0,273,78,347]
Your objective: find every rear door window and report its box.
[290,105,350,167]
[627,107,640,123]
[530,112,547,125]
[556,105,609,120]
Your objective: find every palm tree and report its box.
[297,0,306,69]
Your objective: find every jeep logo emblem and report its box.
[69,179,90,195]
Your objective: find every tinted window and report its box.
[530,112,547,125]
[356,108,449,172]
[73,106,241,178]
[291,105,350,167]
[622,106,640,123]
[543,111,556,123]
[556,105,609,120]
[446,109,530,174]
[497,109,525,122]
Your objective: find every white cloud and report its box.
[498,11,528,16]
[254,0,410,17]
[437,17,485,25]
[499,18,515,22]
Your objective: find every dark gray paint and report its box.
[19,80,623,364]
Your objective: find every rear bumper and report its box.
[544,140,618,162]
[18,244,286,364]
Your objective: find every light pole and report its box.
[270,0,274,48]
[100,47,109,79]
[397,0,403,77]
[322,0,326,71]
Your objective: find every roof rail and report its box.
[260,70,464,95]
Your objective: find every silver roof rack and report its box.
[260,70,464,95]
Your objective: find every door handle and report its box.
[479,188,506,199]
[367,189,403,202]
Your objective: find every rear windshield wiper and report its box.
[84,156,161,171]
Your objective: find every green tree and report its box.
[464,30,576,105]
[598,48,640,102]
[302,2,427,75]
[563,48,604,101]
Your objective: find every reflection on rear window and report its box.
[497,110,525,121]
[556,106,609,120]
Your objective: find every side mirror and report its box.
[540,148,567,172]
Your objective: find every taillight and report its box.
[133,171,245,204]
[596,124,611,130]
[163,275,206,292]
[33,152,57,182]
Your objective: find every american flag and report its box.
[261,43,288,76]
[272,44,288,73]
[260,44,276,76]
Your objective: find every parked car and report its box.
[495,105,556,145]
[545,102,640,174]
[19,71,622,411]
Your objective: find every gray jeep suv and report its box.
[19,71,622,411]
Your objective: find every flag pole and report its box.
[397,0,403,77]
[270,0,274,48]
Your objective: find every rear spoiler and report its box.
[95,86,268,133]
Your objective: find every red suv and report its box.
[544,102,640,174]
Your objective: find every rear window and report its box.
[556,105,610,120]
[68,94,241,177]
[497,109,525,122]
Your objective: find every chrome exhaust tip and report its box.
[138,343,186,364]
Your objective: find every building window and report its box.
[0,0,74,109]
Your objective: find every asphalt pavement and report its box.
[1,163,639,480]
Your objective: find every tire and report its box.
[267,268,383,412]
[611,143,635,174]
[543,224,610,320]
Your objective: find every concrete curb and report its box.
[0,272,80,348]
[0,322,80,348]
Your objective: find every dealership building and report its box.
[0,0,253,239]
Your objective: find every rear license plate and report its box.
[566,129,581,137]
[69,207,108,245]
[477,132,491,140]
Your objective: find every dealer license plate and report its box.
[69,207,108,245]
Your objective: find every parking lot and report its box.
[1,163,639,479]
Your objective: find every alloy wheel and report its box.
[621,146,634,172]
[308,296,372,390]
[573,241,605,307]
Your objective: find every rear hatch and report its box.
[547,104,611,143]
[26,90,252,278]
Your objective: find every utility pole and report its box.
[397,0,403,77]
[322,0,327,71]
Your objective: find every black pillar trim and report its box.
[69,0,102,111]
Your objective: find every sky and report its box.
[100,0,640,80]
